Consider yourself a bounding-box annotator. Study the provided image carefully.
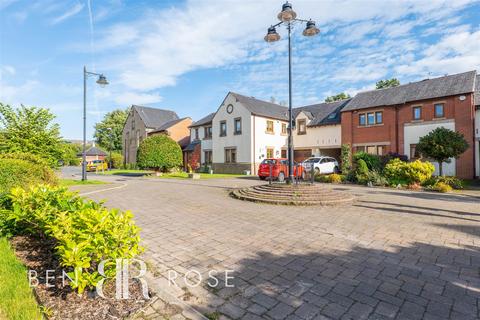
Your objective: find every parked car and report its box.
[86,160,108,172]
[302,157,339,175]
[258,158,305,182]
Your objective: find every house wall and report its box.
[475,108,480,177]
[122,108,148,164]
[189,125,213,165]
[212,94,252,173]
[342,93,476,179]
[167,118,192,148]
[252,115,288,174]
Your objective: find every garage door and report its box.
[294,149,312,162]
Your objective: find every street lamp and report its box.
[82,66,109,181]
[107,127,113,169]
[264,1,320,184]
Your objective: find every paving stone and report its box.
[218,302,245,319]
[294,303,321,320]
[251,293,278,309]
[321,303,347,319]
[375,301,399,318]
[266,302,295,320]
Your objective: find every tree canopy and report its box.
[93,108,129,152]
[325,92,351,103]
[416,127,468,176]
[375,78,400,89]
[137,135,182,171]
[0,103,63,167]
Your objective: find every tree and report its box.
[137,135,182,172]
[416,127,469,176]
[375,78,400,89]
[325,92,351,103]
[93,108,129,152]
[0,103,63,167]
[59,142,81,166]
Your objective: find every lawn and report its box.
[153,172,245,179]
[98,169,154,176]
[59,179,108,186]
[0,237,42,319]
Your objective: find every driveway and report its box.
[69,170,480,320]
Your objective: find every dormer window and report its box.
[297,119,306,135]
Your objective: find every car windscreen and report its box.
[261,159,276,165]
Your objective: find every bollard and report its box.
[269,162,272,185]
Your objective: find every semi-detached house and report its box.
[209,92,348,174]
[341,71,479,179]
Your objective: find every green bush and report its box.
[353,152,381,171]
[340,144,351,174]
[384,159,435,186]
[355,159,370,184]
[426,181,452,193]
[106,152,123,169]
[0,156,57,198]
[315,173,343,183]
[365,170,389,186]
[423,176,464,190]
[137,135,182,172]
[0,185,142,294]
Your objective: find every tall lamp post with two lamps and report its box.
[264,2,320,183]
[82,66,109,181]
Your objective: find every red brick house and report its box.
[341,71,478,179]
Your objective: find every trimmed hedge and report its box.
[0,155,57,197]
[137,135,182,171]
[384,159,435,186]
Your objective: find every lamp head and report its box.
[277,1,297,22]
[96,74,109,87]
[264,26,281,42]
[303,20,320,36]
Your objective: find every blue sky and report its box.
[1,0,479,139]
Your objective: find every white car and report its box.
[302,157,340,175]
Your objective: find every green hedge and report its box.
[137,135,182,171]
[0,185,142,294]
[384,159,435,186]
[0,155,57,198]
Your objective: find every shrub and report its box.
[328,173,343,183]
[426,182,452,193]
[340,144,351,174]
[365,170,389,186]
[137,135,182,172]
[355,159,370,184]
[384,159,435,186]
[423,176,464,190]
[0,156,57,198]
[353,152,381,171]
[0,185,142,294]
[380,152,408,169]
[106,152,123,169]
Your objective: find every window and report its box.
[434,103,444,118]
[204,150,212,165]
[367,113,375,125]
[136,130,140,147]
[297,119,306,135]
[266,120,274,134]
[359,114,366,126]
[266,148,274,158]
[356,146,365,153]
[225,148,236,163]
[281,123,287,135]
[377,145,385,156]
[410,144,419,159]
[234,118,242,135]
[375,111,383,124]
[220,121,227,136]
[195,128,199,140]
[413,106,422,120]
[366,145,376,154]
[204,126,212,139]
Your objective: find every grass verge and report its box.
[59,179,108,186]
[154,172,245,179]
[0,237,42,319]
[98,169,154,176]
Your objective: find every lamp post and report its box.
[107,127,113,169]
[264,2,320,184]
[82,66,109,181]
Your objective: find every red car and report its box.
[258,158,305,182]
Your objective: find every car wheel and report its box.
[334,166,340,173]
[278,172,285,183]
[314,168,320,175]
[259,176,266,181]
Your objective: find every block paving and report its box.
[81,175,480,320]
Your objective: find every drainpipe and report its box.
[253,115,256,175]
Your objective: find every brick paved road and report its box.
[81,175,480,320]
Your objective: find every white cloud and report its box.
[51,3,84,25]
[113,91,162,105]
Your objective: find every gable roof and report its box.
[343,70,477,112]
[149,117,191,134]
[475,75,480,106]
[77,146,107,157]
[190,112,215,128]
[132,105,179,128]
[230,92,288,120]
[294,99,351,126]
